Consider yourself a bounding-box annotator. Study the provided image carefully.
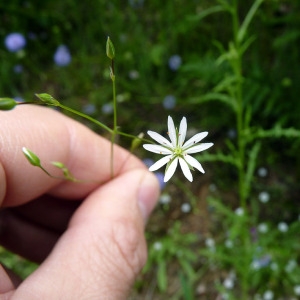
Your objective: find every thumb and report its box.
[12,169,160,300]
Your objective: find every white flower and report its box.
[294,285,300,296]
[263,290,274,300]
[143,116,213,182]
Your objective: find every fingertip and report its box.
[137,171,160,223]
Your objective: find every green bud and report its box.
[106,37,115,60]
[130,133,144,151]
[51,161,65,169]
[35,93,60,106]
[109,66,115,81]
[0,98,17,110]
[22,147,41,167]
[52,161,76,181]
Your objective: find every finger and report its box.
[0,196,80,263]
[0,105,144,207]
[0,208,59,263]
[0,264,16,296]
[11,168,159,299]
[10,195,80,232]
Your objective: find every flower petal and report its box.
[164,157,178,182]
[183,132,208,149]
[143,144,173,155]
[179,157,193,182]
[185,142,214,154]
[149,155,172,171]
[184,155,205,173]
[167,115,177,147]
[147,130,173,148]
[178,117,187,146]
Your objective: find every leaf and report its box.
[157,261,167,291]
[237,0,264,43]
[188,92,237,112]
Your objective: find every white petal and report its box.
[183,132,208,148]
[164,157,178,182]
[178,117,187,146]
[143,144,173,155]
[167,116,177,147]
[185,142,214,154]
[179,157,193,182]
[184,155,205,173]
[147,131,173,148]
[149,155,172,171]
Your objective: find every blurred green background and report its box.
[1,0,300,299]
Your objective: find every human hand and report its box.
[0,105,160,299]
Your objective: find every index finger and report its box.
[0,105,144,207]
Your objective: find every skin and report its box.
[0,105,160,300]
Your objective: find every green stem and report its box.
[110,59,117,178]
[232,0,246,210]
[231,1,249,298]
[58,103,113,133]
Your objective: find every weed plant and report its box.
[1,0,300,299]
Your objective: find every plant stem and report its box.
[58,104,113,133]
[231,1,249,298]
[110,59,117,178]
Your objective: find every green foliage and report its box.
[1,0,300,298]
[144,222,198,293]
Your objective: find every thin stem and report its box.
[231,0,246,210]
[58,103,113,133]
[110,59,117,178]
[231,1,249,298]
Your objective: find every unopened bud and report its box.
[106,37,115,60]
[35,93,60,106]
[0,98,17,110]
[22,147,41,167]
[131,132,144,151]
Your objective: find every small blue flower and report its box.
[14,96,24,103]
[128,0,144,8]
[13,64,23,74]
[163,95,176,110]
[82,103,96,115]
[128,70,139,80]
[4,33,26,52]
[181,202,191,213]
[168,54,182,71]
[143,158,155,168]
[54,45,71,66]
[101,103,113,115]
[259,191,270,203]
[154,172,166,190]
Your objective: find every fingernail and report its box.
[138,172,160,223]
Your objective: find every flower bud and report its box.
[22,147,41,167]
[131,132,144,151]
[0,98,17,110]
[106,37,115,60]
[35,93,60,106]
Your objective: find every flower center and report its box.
[174,146,184,157]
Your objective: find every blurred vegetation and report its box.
[1,0,300,299]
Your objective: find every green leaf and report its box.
[244,141,261,199]
[157,261,167,291]
[237,0,264,43]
